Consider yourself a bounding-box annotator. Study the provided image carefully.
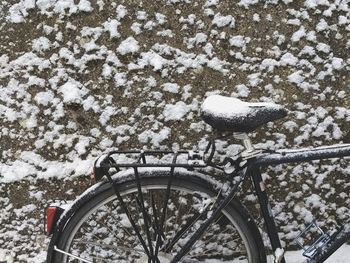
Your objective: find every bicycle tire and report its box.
[52,171,266,262]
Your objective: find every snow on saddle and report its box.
[201,95,287,133]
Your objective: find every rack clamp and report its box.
[93,154,116,182]
[187,151,205,166]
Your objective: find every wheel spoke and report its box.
[107,203,133,237]
[75,240,144,254]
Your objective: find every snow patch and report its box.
[58,80,88,104]
[117,37,140,55]
[212,13,235,28]
[163,102,190,121]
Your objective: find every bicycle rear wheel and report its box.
[52,173,266,262]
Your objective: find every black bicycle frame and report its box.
[174,144,350,262]
[255,143,350,166]
[250,143,350,263]
[248,163,287,263]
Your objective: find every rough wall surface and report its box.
[0,0,350,261]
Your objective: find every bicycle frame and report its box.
[172,142,350,263]
[255,143,350,166]
[250,143,350,263]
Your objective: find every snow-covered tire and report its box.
[51,170,266,262]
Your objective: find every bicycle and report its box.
[45,94,350,263]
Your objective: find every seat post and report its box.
[233,133,254,151]
[233,133,262,160]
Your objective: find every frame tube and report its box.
[249,162,286,263]
[255,144,350,167]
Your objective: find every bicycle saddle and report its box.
[201,95,287,133]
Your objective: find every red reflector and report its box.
[46,207,57,235]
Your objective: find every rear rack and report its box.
[90,141,250,263]
[93,149,212,182]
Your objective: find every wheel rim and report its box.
[59,180,253,263]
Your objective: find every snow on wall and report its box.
[0,0,350,257]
